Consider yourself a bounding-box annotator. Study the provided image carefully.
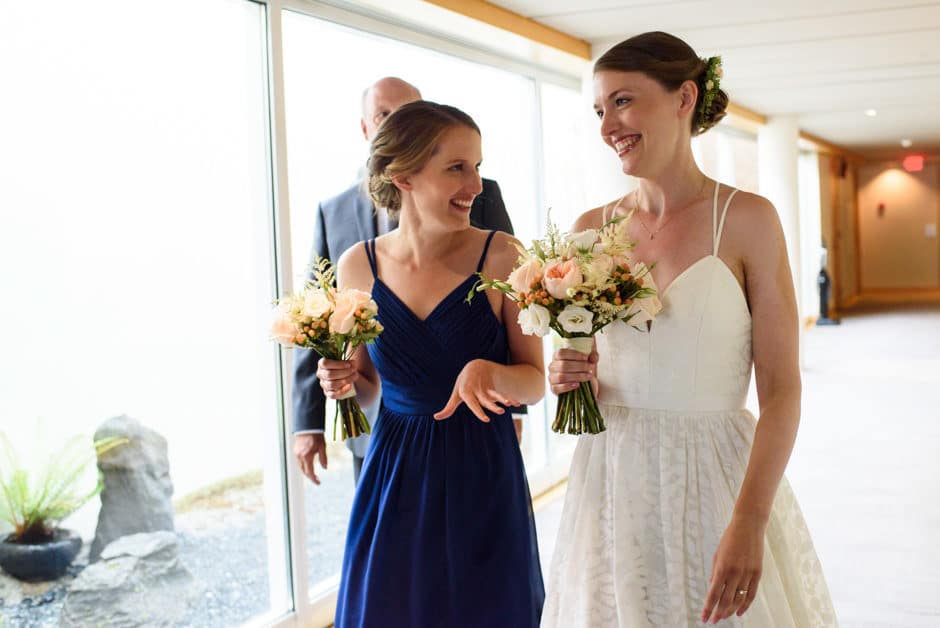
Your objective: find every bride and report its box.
[541,32,838,626]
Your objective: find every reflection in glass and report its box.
[0,1,286,625]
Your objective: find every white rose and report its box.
[302,288,332,319]
[565,228,598,253]
[706,80,714,91]
[557,305,593,335]
[517,303,551,337]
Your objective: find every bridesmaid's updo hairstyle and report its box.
[594,31,728,136]
[367,100,481,216]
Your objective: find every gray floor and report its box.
[533,304,940,627]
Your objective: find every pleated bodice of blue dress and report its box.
[334,231,544,628]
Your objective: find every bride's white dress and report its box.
[542,184,838,627]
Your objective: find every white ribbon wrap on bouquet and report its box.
[337,384,357,400]
[561,337,593,355]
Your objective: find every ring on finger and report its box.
[735,588,748,596]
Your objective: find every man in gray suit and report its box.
[292,77,517,485]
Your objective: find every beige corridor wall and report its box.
[857,163,940,290]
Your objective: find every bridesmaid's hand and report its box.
[434,359,520,423]
[547,346,599,396]
[701,513,766,623]
[316,357,359,399]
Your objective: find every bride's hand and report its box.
[316,357,359,399]
[547,346,599,396]
[434,359,520,422]
[701,513,766,623]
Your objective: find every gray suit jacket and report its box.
[291,178,515,453]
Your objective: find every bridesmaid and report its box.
[317,100,545,628]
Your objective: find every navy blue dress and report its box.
[334,232,544,628]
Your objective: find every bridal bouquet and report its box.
[471,214,661,434]
[270,257,383,440]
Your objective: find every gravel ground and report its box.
[0,454,356,627]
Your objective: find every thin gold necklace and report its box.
[635,177,709,240]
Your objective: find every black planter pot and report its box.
[0,528,82,582]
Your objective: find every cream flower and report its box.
[517,303,551,337]
[302,288,332,319]
[624,295,662,328]
[507,258,544,293]
[583,254,615,286]
[543,259,583,299]
[565,228,598,253]
[557,305,593,335]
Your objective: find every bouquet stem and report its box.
[333,385,372,440]
[552,337,606,435]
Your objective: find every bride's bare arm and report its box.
[735,195,801,525]
[702,193,801,622]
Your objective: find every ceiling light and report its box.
[900,139,913,147]
[865,109,877,117]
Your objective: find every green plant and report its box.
[0,433,125,544]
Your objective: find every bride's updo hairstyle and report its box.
[367,100,481,217]
[594,31,728,136]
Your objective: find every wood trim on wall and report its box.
[828,158,841,315]
[421,0,591,59]
[726,102,767,126]
[800,131,865,163]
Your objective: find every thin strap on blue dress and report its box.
[476,230,498,273]
[364,238,378,278]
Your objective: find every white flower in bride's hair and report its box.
[557,305,593,335]
[706,80,714,91]
[564,228,598,254]
[517,303,551,337]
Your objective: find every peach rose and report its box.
[507,258,544,293]
[271,305,299,346]
[329,289,374,335]
[543,259,583,300]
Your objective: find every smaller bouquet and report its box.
[471,213,661,435]
[270,257,383,440]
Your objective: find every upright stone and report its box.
[90,415,175,561]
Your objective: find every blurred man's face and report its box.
[361,79,421,141]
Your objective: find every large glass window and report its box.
[0,1,289,625]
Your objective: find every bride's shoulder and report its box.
[721,189,786,253]
[571,204,610,231]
